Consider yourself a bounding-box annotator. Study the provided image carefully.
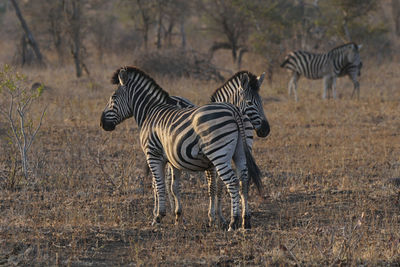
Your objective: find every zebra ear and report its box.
[241,73,250,89]
[118,68,128,85]
[238,87,245,97]
[257,72,266,88]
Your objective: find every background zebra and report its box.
[100,66,263,231]
[166,71,269,227]
[281,42,362,101]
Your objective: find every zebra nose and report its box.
[256,120,270,137]
[100,112,115,131]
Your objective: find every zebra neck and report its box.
[329,50,349,72]
[211,77,241,105]
[131,84,170,127]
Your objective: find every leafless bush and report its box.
[134,49,225,82]
[0,64,46,185]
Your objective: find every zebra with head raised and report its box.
[100,66,263,231]
[167,71,269,228]
[281,42,362,101]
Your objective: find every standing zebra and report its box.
[166,71,269,227]
[100,66,263,231]
[281,42,362,101]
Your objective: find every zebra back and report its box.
[169,96,196,108]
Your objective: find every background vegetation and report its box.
[0,0,399,265]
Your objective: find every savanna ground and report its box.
[0,54,399,266]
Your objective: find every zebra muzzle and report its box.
[256,120,270,137]
[100,113,116,131]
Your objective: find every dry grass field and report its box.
[0,56,399,266]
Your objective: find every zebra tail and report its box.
[232,107,263,195]
[244,143,263,195]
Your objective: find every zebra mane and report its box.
[210,71,259,101]
[110,66,171,100]
[330,42,359,53]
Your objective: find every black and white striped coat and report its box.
[100,66,263,231]
[166,71,269,227]
[281,42,362,100]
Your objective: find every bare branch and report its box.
[27,105,47,151]
[7,96,23,153]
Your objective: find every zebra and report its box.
[100,66,263,230]
[165,71,269,227]
[281,42,362,101]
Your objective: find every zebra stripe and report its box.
[281,42,362,100]
[101,66,263,231]
[167,71,269,227]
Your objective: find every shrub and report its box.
[0,64,46,186]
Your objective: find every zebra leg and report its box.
[239,170,251,229]
[170,167,183,225]
[214,163,240,231]
[351,80,360,100]
[205,168,216,227]
[147,159,167,225]
[355,81,360,100]
[165,163,175,212]
[216,176,227,228]
[205,169,227,228]
[233,141,251,229]
[293,73,299,102]
[289,73,299,101]
[152,176,158,219]
[332,77,337,99]
[323,76,332,99]
[288,75,293,97]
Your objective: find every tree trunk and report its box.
[164,20,174,48]
[237,47,248,70]
[343,20,352,42]
[21,35,27,66]
[137,0,149,50]
[49,2,64,65]
[10,0,45,66]
[156,2,163,49]
[65,0,83,77]
[180,17,186,50]
[393,0,400,36]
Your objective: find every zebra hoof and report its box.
[243,215,251,229]
[175,213,185,226]
[228,216,240,231]
[218,218,228,231]
[151,215,163,226]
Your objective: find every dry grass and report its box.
[0,56,399,266]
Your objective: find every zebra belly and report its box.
[165,144,211,171]
[161,128,211,171]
